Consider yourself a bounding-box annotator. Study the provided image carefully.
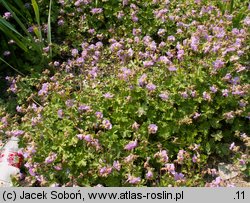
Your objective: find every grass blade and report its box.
[0,57,25,76]
[1,0,42,53]
[230,0,234,13]
[14,0,32,19]
[0,17,23,38]
[1,0,31,37]
[0,26,28,52]
[47,0,52,57]
[31,0,42,42]
[7,2,28,22]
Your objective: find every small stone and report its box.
[218,163,238,180]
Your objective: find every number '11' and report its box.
[236,191,244,199]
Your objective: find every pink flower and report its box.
[11,130,25,137]
[181,91,188,99]
[213,59,224,69]
[3,12,12,20]
[168,66,177,72]
[193,112,201,119]
[16,106,23,113]
[78,105,91,112]
[167,35,175,41]
[102,119,112,130]
[103,92,114,99]
[38,83,49,96]
[57,109,63,118]
[45,153,57,164]
[177,149,186,164]
[210,85,218,93]
[146,83,156,91]
[174,173,184,181]
[138,74,147,87]
[65,99,74,107]
[229,142,235,150]
[113,161,121,171]
[132,28,141,36]
[127,175,141,184]
[159,93,169,101]
[76,134,84,140]
[243,16,250,26]
[148,124,158,134]
[143,61,154,67]
[192,154,198,163]
[71,49,78,57]
[164,163,175,174]
[203,91,211,101]
[3,51,10,56]
[95,111,103,119]
[213,177,221,186]
[124,140,138,150]
[190,36,199,51]
[132,122,140,130]
[157,29,166,37]
[158,56,170,64]
[99,166,112,177]
[211,169,217,177]
[177,50,184,60]
[124,154,137,163]
[83,134,92,142]
[238,159,246,165]
[222,89,229,97]
[155,150,169,163]
[146,170,153,180]
[91,8,103,14]
[54,165,62,171]
[28,168,36,176]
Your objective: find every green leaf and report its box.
[211,131,223,142]
[77,160,87,167]
[33,26,41,39]
[205,142,211,155]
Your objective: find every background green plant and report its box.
[0,0,249,187]
[0,0,53,75]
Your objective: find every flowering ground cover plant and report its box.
[0,0,249,187]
